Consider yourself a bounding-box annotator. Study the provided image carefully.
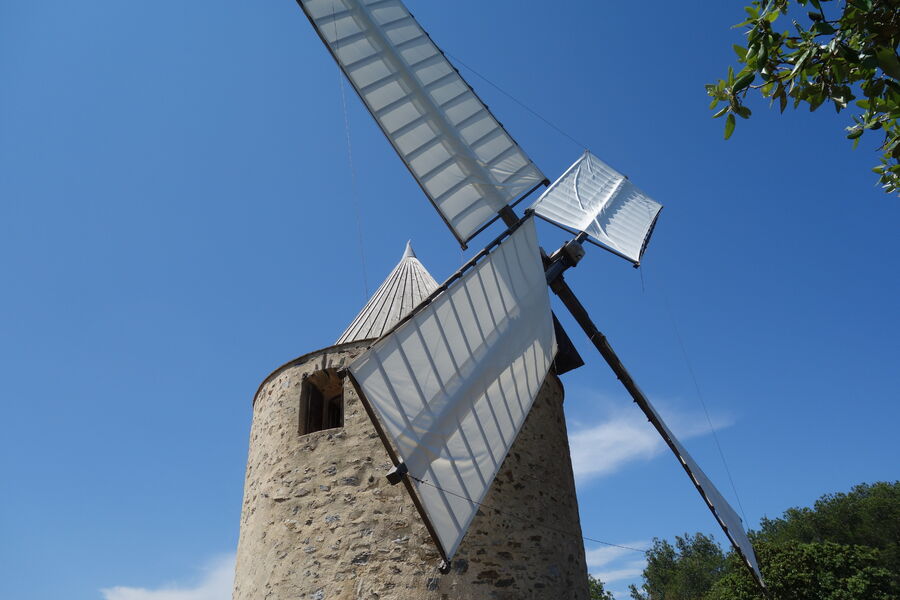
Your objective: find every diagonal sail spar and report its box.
[297,0,547,247]
[548,275,764,585]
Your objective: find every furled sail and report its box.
[643,398,764,586]
[348,218,556,560]
[531,151,662,264]
[297,0,547,247]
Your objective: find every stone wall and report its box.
[233,341,589,600]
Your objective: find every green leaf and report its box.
[735,105,752,118]
[734,72,756,92]
[712,105,730,118]
[789,49,812,78]
[779,92,788,112]
[724,113,736,139]
[733,44,748,60]
[875,48,900,81]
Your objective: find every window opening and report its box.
[299,368,344,435]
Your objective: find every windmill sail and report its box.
[532,151,662,264]
[644,397,763,584]
[348,218,555,560]
[548,279,764,588]
[297,0,547,247]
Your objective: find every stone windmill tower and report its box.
[233,242,589,600]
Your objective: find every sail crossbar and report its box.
[297,0,546,247]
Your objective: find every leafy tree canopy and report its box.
[627,482,900,600]
[707,0,900,193]
[755,481,900,588]
[627,533,726,600]
[588,574,615,600]
[706,541,894,600]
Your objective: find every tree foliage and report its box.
[627,482,900,600]
[755,481,900,589]
[707,0,900,193]
[588,574,615,600]
[706,541,894,600]
[627,533,726,600]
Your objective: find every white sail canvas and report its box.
[531,151,662,264]
[348,219,556,559]
[297,0,546,246]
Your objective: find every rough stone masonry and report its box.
[233,341,589,599]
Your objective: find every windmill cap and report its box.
[335,239,438,345]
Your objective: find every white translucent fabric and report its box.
[531,151,662,264]
[646,399,764,587]
[349,219,556,559]
[298,0,546,246]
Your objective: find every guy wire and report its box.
[332,0,369,301]
[443,51,590,152]
[643,263,749,524]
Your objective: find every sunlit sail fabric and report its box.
[348,219,556,559]
[297,0,546,246]
[645,398,764,587]
[531,151,662,264]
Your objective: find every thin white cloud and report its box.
[568,400,732,482]
[101,554,234,600]
[586,540,648,594]
[585,541,648,569]
[592,559,647,583]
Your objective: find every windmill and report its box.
[293,0,765,590]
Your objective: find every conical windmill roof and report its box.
[336,241,439,344]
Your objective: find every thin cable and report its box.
[409,475,647,554]
[339,78,370,300]
[644,265,749,524]
[443,50,590,152]
[332,0,369,301]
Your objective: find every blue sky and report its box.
[2,1,898,598]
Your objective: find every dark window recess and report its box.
[299,368,344,435]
